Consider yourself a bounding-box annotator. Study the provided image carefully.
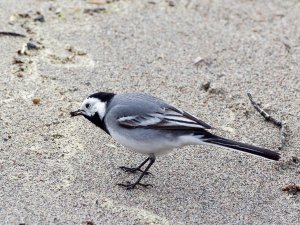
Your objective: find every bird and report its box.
[70,92,280,189]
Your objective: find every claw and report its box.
[117,156,156,190]
[117,181,153,190]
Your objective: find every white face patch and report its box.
[94,101,107,119]
[80,97,107,119]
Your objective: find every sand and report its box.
[0,0,300,224]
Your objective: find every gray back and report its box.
[107,93,170,117]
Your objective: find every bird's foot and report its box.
[119,166,151,175]
[117,181,153,190]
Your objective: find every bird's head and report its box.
[70,92,115,131]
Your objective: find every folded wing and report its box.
[117,106,212,130]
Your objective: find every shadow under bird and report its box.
[71,92,280,189]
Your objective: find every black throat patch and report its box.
[84,112,110,135]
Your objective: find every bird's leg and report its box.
[118,155,155,190]
[119,157,151,175]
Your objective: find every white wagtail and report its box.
[71,92,280,189]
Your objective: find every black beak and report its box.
[70,109,84,117]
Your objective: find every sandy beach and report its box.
[0,0,300,224]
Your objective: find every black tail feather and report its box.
[204,136,280,161]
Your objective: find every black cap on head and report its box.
[89,92,115,102]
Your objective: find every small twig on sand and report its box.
[282,183,300,195]
[279,121,287,149]
[0,31,26,37]
[247,92,287,150]
[247,93,282,126]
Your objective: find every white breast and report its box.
[108,129,203,155]
[108,129,178,155]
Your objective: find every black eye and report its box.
[85,103,90,108]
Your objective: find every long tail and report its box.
[203,135,280,161]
